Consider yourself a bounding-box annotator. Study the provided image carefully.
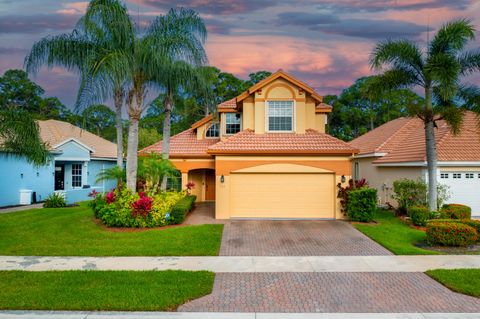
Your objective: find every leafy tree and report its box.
[242,70,272,89]
[138,127,162,150]
[0,70,44,112]
[81,104,116,137]
[325,77,423,141]
[369,19,480,210]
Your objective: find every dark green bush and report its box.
[169,195,197,225]
[346,188,377,222]
[409,205,431,226]
[43,192,67,208]
[441,204,472,219]
[426,221,478,246]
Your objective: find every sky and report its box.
[0,0,480,109]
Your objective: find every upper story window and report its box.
[225,113,241,135]
[72,163,82,188]
[205,123,219,138]
[267,100,293,132]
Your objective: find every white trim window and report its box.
[72,164,82,188]
[267,100,294,132]
[225,113,241,135]
[205,123,219,138]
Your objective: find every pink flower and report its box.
[105,191,116,204]
[132,196,153,218]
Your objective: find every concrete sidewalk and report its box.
[1,311,480,318]
[1,255,480,272]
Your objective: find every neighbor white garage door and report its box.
[439,171,480,216]
[230,173,335,219]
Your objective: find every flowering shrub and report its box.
[441,204,472,220]
[105,191,116,204]
[93,188,188,228]
[132,196,154,218]
[337,178,368,215]
[426,221,478,246]
[88,189,99,198]
[433,219,480,233]
[186,182,195,195]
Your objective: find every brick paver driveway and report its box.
[179,272,480,313]
[220,220,392,256]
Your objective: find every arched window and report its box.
[205,123,219,138]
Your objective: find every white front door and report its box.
[439,171,480,216]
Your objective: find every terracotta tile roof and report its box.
[217,98,237,110]
[191,114,214,129]
[316,103,333,113]
[38,119,117,159]
[208,129,358,155]
[349,111,480,163]
[139,129,219,158]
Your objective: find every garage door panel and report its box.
[440,171,480,216]
[230,173,334,219]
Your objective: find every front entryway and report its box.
[205,170,216,200]
[54,164,64,191]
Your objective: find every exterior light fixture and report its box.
[20,173,24,179]
[341,175,346,183]
[220,175,225,183]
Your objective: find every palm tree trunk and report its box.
[160,91,173,191]
[114,88,124,168]
[424,86,438,210]
[126,117,139,192]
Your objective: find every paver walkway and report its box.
[179,272,480,313]
[220,220,392,256]
[2,311,480,318]
[2,255,480,272]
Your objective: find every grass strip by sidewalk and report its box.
[0,270,214,311]
[426,269,480,298]
[0,204,223,256]
[354,209,438,255]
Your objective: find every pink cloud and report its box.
[56,2,89,15]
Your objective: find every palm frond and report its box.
[459,49,480,75]
[425,53,461,100]
[430,18,476,55]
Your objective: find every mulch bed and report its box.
[415,242,480,254]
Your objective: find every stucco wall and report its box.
[353,157,423,205]
[0,153,54,206]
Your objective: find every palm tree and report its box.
[25,0,130,168]
[138,153,177,193]
[84,6,207,191]
[368,19,480,210]
[0,108,49,165]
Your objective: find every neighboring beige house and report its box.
[349,111,480,216]
[141,70,358,219]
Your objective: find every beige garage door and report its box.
[230,173,335,219]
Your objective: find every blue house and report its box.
[0,119,119,207]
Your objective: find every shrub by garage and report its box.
[346,188,377,222]
[441,204,472,219]
[426,221,478,246]
[409,205,431,226]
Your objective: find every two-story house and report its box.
[141,70,358,219]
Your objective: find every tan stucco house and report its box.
[349,111,480,216]
[141,70,358,219]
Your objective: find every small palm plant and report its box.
[138,153,178,194]
[368,18,480,210]
[96,166,126,190]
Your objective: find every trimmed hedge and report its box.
[170,195,197,225]
[409,205,431,226]
[346,188,377,222]
[441,204,472,219]
[434,219,480,234]
[426,221,478,247]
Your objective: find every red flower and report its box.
[105,191,116,204]
[88,189,99,198]
[132,196,153,218]
[138,192,147,198]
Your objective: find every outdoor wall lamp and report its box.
[20,173,23,179]
[341,175,346,183]
[220,175,225,183]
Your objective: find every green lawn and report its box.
[0,270,214,311]
[0,204,223,256]
[426,269,480,297]
[354,209,438,255]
